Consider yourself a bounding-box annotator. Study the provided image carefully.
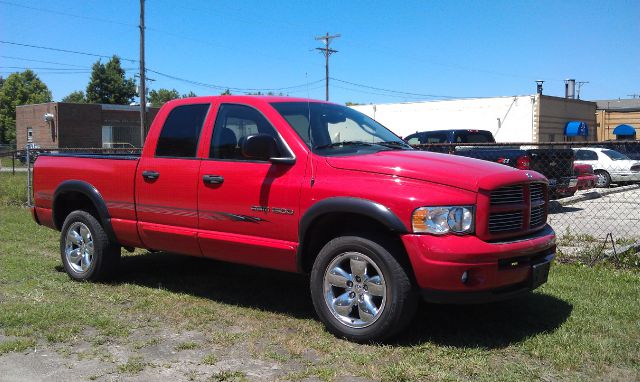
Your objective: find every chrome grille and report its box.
[530,205,545,227]
[490,185,524,205]
[530,183,544,203]
[488,211,523,232]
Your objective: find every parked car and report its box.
[575,164,598,191]
[555,164,597,197]
[32,96,556,342]
[573,147,640,187]
[597,140,640,160]
[18,143,41,164]
[404,129,577,197]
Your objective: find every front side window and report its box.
[271,102,411,155]
[155,104,210,158]
[210,104,282,160]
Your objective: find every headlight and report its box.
[412,206,474,235]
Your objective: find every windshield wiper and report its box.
[376,141,413,150]
[313,141,373,150]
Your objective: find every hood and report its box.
[325,150,543,192]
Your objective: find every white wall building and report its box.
[351,94,597,143]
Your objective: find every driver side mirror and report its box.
[241,134,295,164]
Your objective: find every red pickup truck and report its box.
[31,96,556,341]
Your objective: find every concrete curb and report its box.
[557,183,640,206]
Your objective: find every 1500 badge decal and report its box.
[251,206,294,215]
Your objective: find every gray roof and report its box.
[594,98,640,111]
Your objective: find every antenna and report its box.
[576,81,589,99]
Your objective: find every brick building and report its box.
[16,103,159,149]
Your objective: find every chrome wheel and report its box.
[323,252,386,328]
[64,222,94,273]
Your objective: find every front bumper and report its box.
[401,225,556,304]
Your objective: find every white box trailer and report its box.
[350,96,537,143]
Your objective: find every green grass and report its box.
[1,156,27,168]
[209,370,248,382]
[0,172,27,206]
[117,355,147,375]
[0,198,639,380]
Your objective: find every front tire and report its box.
[310,236,417,342]
[60,210,121,281]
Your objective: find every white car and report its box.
[573,147,640,187]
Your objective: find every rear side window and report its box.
[575,150,597,160]
[454,131,494,143]
[155,104,210,158]
[423,132,449,143]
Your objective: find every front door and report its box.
[197,103,305,272]
[136,103,210,255]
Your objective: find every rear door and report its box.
[135,103,210,255]
[196,102,304,272]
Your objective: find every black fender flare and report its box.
[52,180,116,242]
[297,197,408,271]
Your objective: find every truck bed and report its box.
[33,153,140,246]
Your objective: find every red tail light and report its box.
[516,155,530,170]
[496,157,509,165]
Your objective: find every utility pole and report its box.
[576,81,589,100]
[315,32,340,101]
[139,0,146,147]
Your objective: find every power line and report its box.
[0,55,88,68]
[331,77,460,99]
[0,0,136,27]
[315,33,340,101]
[332,84,430,100]
[147,68,323,93]
[0,41,323,92]
[0,40,138,63]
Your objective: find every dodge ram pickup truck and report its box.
[404,129,577,198]
[31,96,556,342]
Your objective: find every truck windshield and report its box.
[271,102,411,154]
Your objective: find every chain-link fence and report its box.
[413,140,640,265]
[2,143,639,265]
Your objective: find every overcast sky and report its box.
[1,0,638,104]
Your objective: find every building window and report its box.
[102,125,143,148]
[27,127,33,143]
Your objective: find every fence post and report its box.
[12,151,15,175]
[26,145,32,207]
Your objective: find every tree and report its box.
[345,101,361,106]
[148,88,180,107]
[181,91,197,98]
[85,56,136,104]
[0,70,52,144]
[62,90,86,103]
[220,89,232,95]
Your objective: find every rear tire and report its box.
[310,235,417,342]
[60,210,120,281]
[595,170,611,188]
